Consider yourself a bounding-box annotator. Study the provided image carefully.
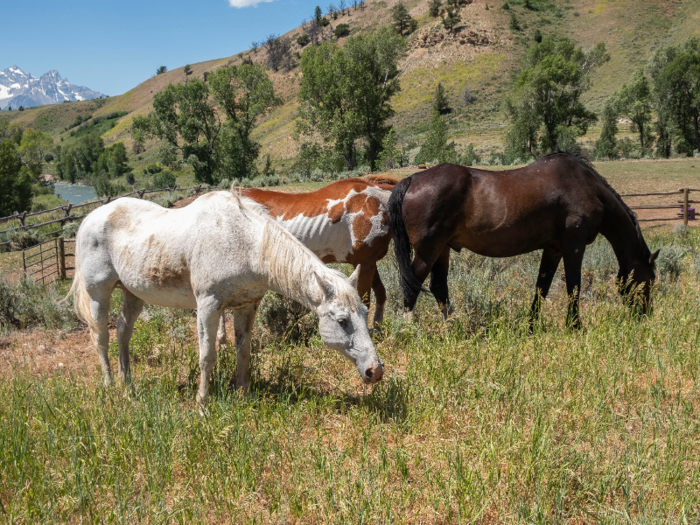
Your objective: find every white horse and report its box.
[70,191,384,405]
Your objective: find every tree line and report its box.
[505,35,700,162]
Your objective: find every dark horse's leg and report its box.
[562,240,586,329]
[429,247,452,319]
[403,253,434,320]
[529,248,562,330]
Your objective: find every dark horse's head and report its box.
[618,223,660,314]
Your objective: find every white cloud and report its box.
[228,0,276,8]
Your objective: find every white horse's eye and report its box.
[338,317,349,328]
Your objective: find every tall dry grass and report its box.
[1,228,699,523]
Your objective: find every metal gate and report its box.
[22,238,76,285]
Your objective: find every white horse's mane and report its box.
[231,190,357,306]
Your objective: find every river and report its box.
[53,183,98,205]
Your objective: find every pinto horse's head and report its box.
[618,248,660,314]
[314,265,384,385]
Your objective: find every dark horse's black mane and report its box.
[543,149,649,252]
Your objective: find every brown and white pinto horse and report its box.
[241,176,398,328]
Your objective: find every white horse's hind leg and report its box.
[216,312,228,348]
[195,299,222,406]
[89,289,113,387]
[232,302,259,392]
[117,288,144,381]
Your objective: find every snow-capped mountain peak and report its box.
[0,65,102,110]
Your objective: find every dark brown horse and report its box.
[388,152,660,327]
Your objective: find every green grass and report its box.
[1,226,700,522]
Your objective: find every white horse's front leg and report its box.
[195,299,222,407]
[233,302,259,392]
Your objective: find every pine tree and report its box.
[428,0,441,17]
[432,82,449,114]
[391,2,413,36]
[441,5,461,33]
[415,111,458,164]
[314,5,323,25]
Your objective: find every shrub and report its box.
[151,170,177,190]
[458,144,481,166]
[63,221,80,239]
[509,13,520,31]
[297,33,311,47]
[0,274,77,331]
[145,163,163,175]
[334,24,351,37]
[2,229,41,251]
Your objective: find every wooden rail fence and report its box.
[6,184,698,286]
[1,184,222,251]
[621,187,700,225]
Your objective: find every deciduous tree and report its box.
[132,64,280,183]
[617,68,654,152]
[503,37,609,158]
[650,37,700,155]
[297,28,406,170]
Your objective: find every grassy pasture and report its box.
[1,216,700,522]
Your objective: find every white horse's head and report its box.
[314,265,384,385]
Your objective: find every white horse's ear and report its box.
[649,249,660,265]
[348,264,361,289]
[314,272,335,301]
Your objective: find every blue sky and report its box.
[0,0,322,96]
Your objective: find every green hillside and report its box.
[3,0,699,184]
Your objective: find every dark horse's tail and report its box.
[388,176,425,308]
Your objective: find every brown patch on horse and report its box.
[352,213,373,246]
[328,202,345,223]
[363,195,381,217]
[108,206,135,233]
[346,193,367,214]
[146,246,191,287]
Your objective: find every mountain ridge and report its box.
[0,65,103,110]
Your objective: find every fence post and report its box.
[61,203,73,228]
[58,237,66,280]
[684,187,690,226]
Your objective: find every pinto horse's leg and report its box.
[216,311,228,348]
[356,263,375,310]
[529,248,562,330]
[562,241,586,329]
[233,302,260,392]
[195,299,223,407]
[117,288,144,381]
[429,247,452,319]
[371,269,387,328]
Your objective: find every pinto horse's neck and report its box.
[599,192,650,276]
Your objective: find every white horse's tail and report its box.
[67,227,97,333]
